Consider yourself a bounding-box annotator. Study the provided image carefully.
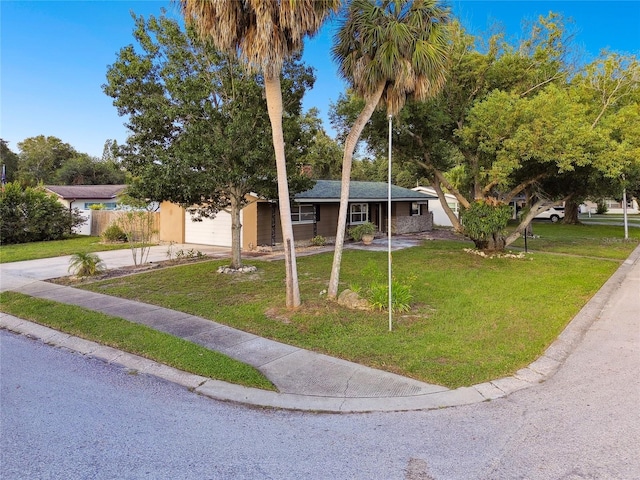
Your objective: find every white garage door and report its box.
[184,210,241,247]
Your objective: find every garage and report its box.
[184,210,239,247]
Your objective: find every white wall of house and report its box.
[184,210,240,247]
[412,186,459,227]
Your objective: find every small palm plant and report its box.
[68,252,106,277]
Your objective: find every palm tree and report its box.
[327,0,451,299]
[180,0,339,308]
[68,252,106,277]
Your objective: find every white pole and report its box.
[388,114,393,332]
[623,185,629,240]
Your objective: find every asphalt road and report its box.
[2,298,638,480]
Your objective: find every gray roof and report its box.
[294,180,436,203]
[45,185,127,200]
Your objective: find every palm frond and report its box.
[332,0,452,114]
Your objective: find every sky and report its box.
[1,1,639,159]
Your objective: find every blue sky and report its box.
[1,1,638,159]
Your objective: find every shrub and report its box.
[114,197,158,266]
[68,252,106,277]
[461,200,512,250]
[0,182,84,244]
[102,223,128,242]
[310,235,326,246]
[348,222,376,241]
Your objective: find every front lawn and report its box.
[0,236,133,263]
[509,222,640,259]
[79,224,637,388]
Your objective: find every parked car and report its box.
[535,206,565,222]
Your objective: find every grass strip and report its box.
[0,291,275,391]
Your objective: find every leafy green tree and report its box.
[180,0,339,307]
[53,153,126,185]
[16,135,77,185]
[569,52,640,220]
[104,12,314,270]
[332,14,638,250]
[101,139,120,163]
[0,182,84,244]
[328,0,451,299]
[0,139,19,184]
[297,108,343,179]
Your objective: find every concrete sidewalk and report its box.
[2,242,639,412]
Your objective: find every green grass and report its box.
[0,291,275,391]
[78,223,638,388]
[0,236,133,263]
[509,222,640,259]
[579,213,640,228]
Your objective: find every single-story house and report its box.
[161,180,437,249]
[412,185,460,227]
[580,198,639,215]
[45,184,128,235]
[45,184,127,211]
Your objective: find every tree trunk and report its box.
[264,74,300,308]
[474,232,506,251]
[328,82,386,300]
[229,193,242,270]
[504,200,548,247]
[563,198,580,224]
[431,177,463,232]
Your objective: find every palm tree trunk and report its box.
[264,73,301,308]
[328,82,385,300]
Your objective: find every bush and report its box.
[348,222,376,241]
[461,200,512,250]
[310,235,326,246]
[102,223,128,242]
[68,252,106,277]
[0,182,84,244]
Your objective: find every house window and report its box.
[291,204,316,224]
[411,202,420,216]
[349,203,369,224]
[84,202,117,210]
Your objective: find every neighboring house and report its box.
[45,184,127,211]
[45,184,128,235]
[581,198,639,215]
[161,180,437,249]
[412,185,460,227]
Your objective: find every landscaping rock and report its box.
[337,289,371,311]
[216,265,258,274]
